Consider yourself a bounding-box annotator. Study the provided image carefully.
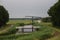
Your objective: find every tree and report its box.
[0,5,9,27]
[48,0,60,26]
[42,17,51,22]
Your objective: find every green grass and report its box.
[8,20,32,24]
[0,22,54,40]
[0,25,12,34]
[48,35,60,40]
[0,20,59,40]
[40,22,60,40]
[16,23,54,40]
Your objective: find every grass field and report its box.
[40,22,60,40]
[0,20,60,40]
[0,20,54,40]
[7,20,32,24]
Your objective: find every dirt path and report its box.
[47,31,60,40]
[53,31,60,36]
[0,25,14,34]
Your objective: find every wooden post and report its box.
[22,28,24,33]
[32,17,33,32]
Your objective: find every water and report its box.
[16,25,37,33]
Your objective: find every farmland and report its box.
[7,20,32,24]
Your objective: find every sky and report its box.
[0,0,58,18]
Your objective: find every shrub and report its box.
[24,23,32,25]
[17,23,25,26]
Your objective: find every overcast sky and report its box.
[1,0,58,18]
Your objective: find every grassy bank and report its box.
[0,20,60,40]
[0,22,54,40]
[40,22,60,40]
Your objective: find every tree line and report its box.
[48,0,60,27]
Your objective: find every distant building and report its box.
[37,20,41,23]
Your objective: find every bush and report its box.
[24,23,32,25]
[40,33,52,40]
[8,26,16,34]
[17,23,25,26]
